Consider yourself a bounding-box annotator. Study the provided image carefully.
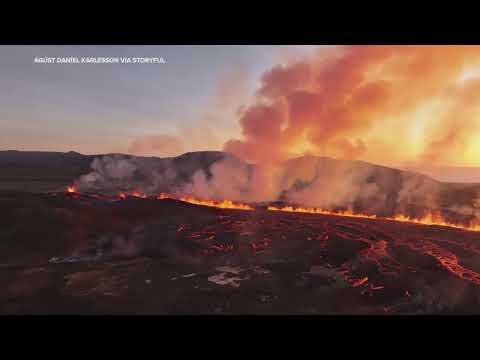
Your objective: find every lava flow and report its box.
[114,190,254,210]
[268,205,480,232]
[267,205,377,219]
[66,187,480,231]
[390,213,480,232]
[157,193,254,210]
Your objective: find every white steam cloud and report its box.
[74,153,480,222]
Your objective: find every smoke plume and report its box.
[224,45,480,167]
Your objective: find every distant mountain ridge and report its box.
[0,149,440,183]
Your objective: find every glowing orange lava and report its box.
[131,191,147,198]
[267,205,480,232]
[267,205,376,219]
[173,194,253,211]
[115,191,253,210]
[63,188,480,230]
[389,213,480,232]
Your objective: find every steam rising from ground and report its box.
[75,153,283,203]
[75,155,178,195]
[74,152,480,222]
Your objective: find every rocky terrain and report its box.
[1,190,480,314]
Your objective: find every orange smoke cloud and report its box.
[224,45,480,166]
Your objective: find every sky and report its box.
[0,45,316,155]
[1,45,480,182]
